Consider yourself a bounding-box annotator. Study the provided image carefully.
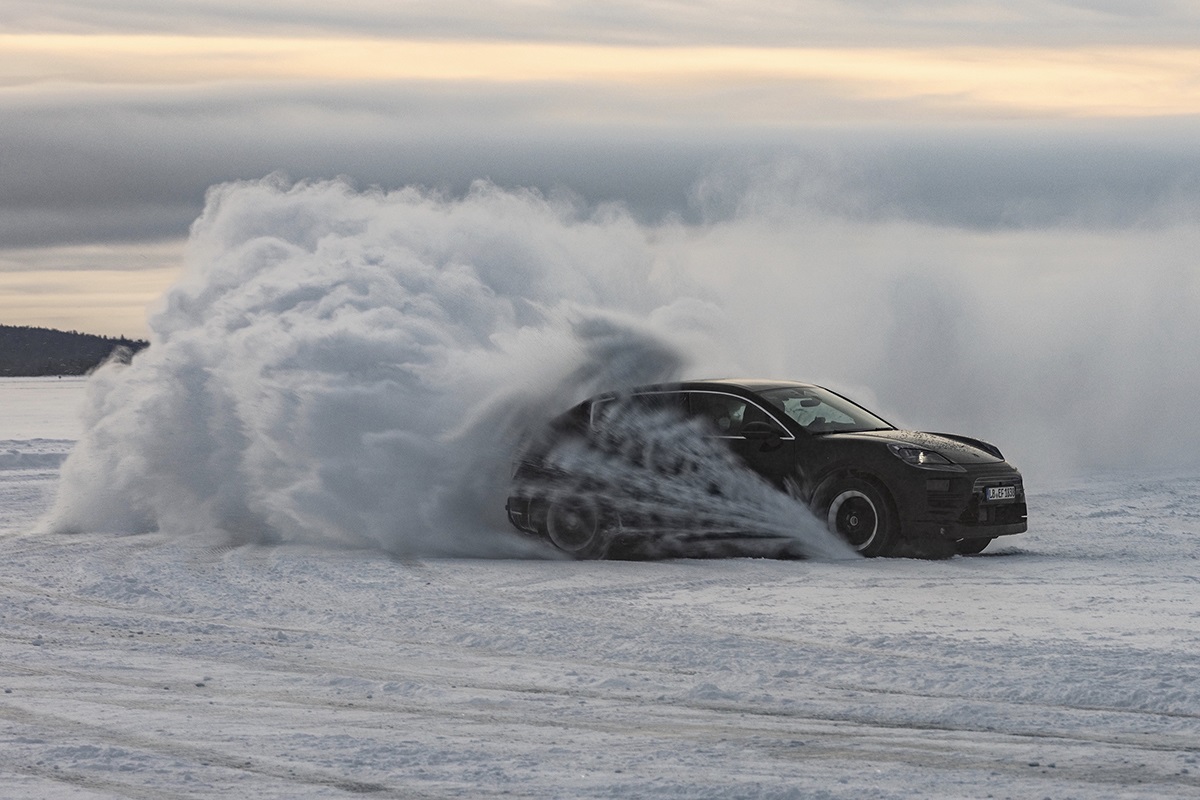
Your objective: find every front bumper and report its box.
[907,518,1027,541]
[908,470,1028,541]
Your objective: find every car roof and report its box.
[623,379,820,394]
[690,378,818,391]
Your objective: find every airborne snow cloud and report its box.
[45,178,729,555]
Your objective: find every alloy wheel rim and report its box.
[828,490,878,550]
[548,500,598,551]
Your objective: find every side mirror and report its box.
[741,421,782,440]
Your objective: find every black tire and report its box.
[544,496,607,558]
[823,478,897,557]
[954,537,992,555]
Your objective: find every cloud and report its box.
[4,1,1198,45]
[691,124,1200,230]
[4,78,1199,251]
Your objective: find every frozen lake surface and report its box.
[2,377,1199,798]
[0,376,86,440]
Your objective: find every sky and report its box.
[2,1,1200,337]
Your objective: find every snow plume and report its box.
[44,177,700,555]
[46,176,848,558]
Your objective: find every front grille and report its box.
[956,473,1026,528]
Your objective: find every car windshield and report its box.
[757,386,893,434]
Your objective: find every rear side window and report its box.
[590,391,686,428]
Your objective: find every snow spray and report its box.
[519,405,853,560]
[45,176,846,558]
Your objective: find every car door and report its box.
[684,391,796,489]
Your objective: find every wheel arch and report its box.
[811,467,897,515]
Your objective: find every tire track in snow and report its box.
[6,666,1198,797]
[0,702,424,798]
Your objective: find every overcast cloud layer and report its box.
[5,82,1200,251]
[4,2,1199,267]
[5,0,1200,44]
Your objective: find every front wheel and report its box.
[823,478,897,557]
[544,496,606,558]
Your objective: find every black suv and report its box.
[506,379,1027,558]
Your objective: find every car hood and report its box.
[824,429,1005,464]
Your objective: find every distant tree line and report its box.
[0,324,149,376]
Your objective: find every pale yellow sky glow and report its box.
[4,34,1200,119]
[0,267,179,337]
[0,242,184,336]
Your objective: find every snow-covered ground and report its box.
[3,377,1200,799]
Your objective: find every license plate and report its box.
[985,486,1016,501]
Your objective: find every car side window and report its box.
[686,392,783,437]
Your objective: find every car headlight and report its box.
[887,443,966,472]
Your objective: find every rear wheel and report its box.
[824,478,896,557]
[544,496,606,558]
[954,537,992,555]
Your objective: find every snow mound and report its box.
[0,440,74,471]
